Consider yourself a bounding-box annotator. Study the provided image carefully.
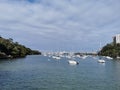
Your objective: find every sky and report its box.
[0,0,120,52]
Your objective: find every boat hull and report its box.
[68,60,79,65]
[98,60,105,63]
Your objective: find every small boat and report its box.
[98,59,105,63]
[68,60,79,65]
[66,55,72,59]
[117,56,120,59]
[106,56,113,59]
[76,55,81,58]
[52,56,61,60]
[81,55,87,59]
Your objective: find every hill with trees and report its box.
[98,43,120,58]
[0,36,41,59]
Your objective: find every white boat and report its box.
[43,53,47,56]
[117,56,120,59]
[66,55,72,59]
[52,56,61,60]
[106,56,113,59]
[76,55,81,58]
[98,59,105,63]
[81,55,87,59]
[68,60,79,65]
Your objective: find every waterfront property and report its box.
[113,34,120,44]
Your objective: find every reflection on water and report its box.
[0,55,120,90]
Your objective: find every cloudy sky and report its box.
[0,0,120,52]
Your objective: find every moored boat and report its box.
[68,60,79,65]
[52,56,61,60]
[98,59,105,63]
[105,56,113,59]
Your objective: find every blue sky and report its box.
[0,0,120,52]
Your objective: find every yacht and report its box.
[68,60,79,65]
[105,56,113,59]
[117,56,120,59]
[98,59,105,63]
[52,56,61,60]
[81,55,87,59]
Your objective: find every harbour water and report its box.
[0,55,120,90]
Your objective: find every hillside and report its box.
[98,43,120,58]
[0,36,41,59]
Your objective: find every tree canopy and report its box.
[98,43,120,58]
[0,36,41,59]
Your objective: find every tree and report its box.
[99,43,120,58]
[0,37,41,59]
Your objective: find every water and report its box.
[0,55,120,90]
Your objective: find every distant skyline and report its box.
[0,0,120,52]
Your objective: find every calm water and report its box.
[0,55,120,90]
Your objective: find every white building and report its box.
[113,34,120,44]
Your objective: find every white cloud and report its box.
[0,0,120,51]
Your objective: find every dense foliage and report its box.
[0,36,41,59]
[99,43,120,58]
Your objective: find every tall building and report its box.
[113,34,120,44]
